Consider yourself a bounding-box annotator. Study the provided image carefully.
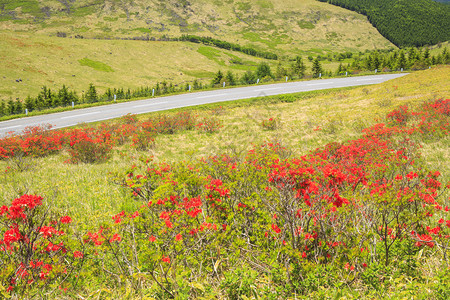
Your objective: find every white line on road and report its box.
[133,101,168,108]
[60,112,101,119]
[196,93,227,99]
[356,78,381,82]
[1,125,22,130]
[254,87,280,92]
[307,82,334,86]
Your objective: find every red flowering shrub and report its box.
[196,117,223,133]
[387,105,409,126]
[0,195,83,297]
[261,117,279,130]
[0,125,63,160]
[131,129,156,151]
[64,128,114,164]
[147,111,197,134]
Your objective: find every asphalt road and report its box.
[0,73,407,137]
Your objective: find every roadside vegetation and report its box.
[0,66,448,298]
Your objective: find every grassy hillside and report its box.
[0,30,271,100]
[0,0,394,56]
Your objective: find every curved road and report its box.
[0,73,407,137]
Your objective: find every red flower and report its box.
[162,255,170,263]
[73,251,83,258]
[175,234,182,241]
[271,224,281,234]
[165,220,173,228]
[109,233,121,243]
[39,226,57,238]
[60,216,72,224]
[149,235,156,242]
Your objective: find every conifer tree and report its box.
[442,48,450,64]
[0,101,5,117]
[275,62,287,79]
[7,99,15,115]
[423,47,430,59]
[14,99,23,114]
[312,58,323,78]
[397,51,407,69]
[58,85,70,106]
[291,56,306,78]
[85,83,98,103]
[212,70,224,85]
[226,71,236,85]
[25,96,34,112]
[256,62,273,79]
[336,63,345,76]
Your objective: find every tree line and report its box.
[317,0,450,47]
[177,35,278,60]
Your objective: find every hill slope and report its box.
[317,0,450,47]
[0,0,394,55]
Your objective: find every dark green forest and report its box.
[317,0,450,47]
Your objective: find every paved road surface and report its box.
[0,73,407,137]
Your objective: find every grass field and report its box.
[0,30,270,100]
[1,66,448,226]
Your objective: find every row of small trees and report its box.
[211,57,322,86]
[0,80,206,117]
[177,35,278,60]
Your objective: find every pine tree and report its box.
[312,58,323,78]
[373,52,381,70]
[7,99,15,115]
[397,51,407,70]
[85,83,98,103]
[256,62,273,79]
[241,70,256,84]
[25,96,34,112]
[336,63,344,76]
[35,94,44,111]
[226,71,236,85]
[423,47,430,59]
[0,101,5,117]
[275,62,287,79]
[58,85,70,106]
[14,99,23,114]
[212,70,224,85]
[291,56,306,78]
[442,48,450,64]
[105,88,113,101]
